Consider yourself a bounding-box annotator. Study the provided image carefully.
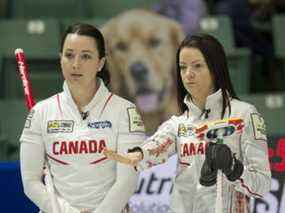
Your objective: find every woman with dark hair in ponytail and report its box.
[20,23,145,213]
[104,34,271,213]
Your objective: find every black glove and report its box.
[199,142,218,186]
[206,142,244,182]
[199,158,217,186]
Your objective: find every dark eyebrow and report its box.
[81,50,93,54]
[190,60,202,64]
[64,49,93,54]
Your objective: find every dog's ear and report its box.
[167,20,185,116]
[168,20,185,49]
[101,19,122,94]
[101,18,115,43]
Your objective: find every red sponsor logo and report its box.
[148,138,174,157]
[52,139,107,155]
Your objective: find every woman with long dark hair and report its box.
[104,34,271,213]
[20,23,145,213]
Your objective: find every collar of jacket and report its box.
[183,89,223,119]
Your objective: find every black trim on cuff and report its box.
[127,146,144,159]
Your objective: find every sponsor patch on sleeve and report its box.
[250,113,267,140]
[127,107,145,132]
[24,109,35,128]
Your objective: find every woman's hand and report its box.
[205,142,244,181]
[103,149,143,166]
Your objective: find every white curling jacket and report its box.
[20,79,146,213]
[137,89,271,213]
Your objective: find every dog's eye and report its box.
[115,42,128,52]
[148,38,161,48]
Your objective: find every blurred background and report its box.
[0,0,284,212]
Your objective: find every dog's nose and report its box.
[130,62,148,82]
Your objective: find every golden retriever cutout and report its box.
[102,9,185,133]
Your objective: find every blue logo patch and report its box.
[88,120,112,129]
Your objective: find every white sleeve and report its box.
[20,106,42,145]
[93,105,146,213]
[231,106,271,198]
[136,117,177,171]
[20,105,80,213]
[20,142,52,212]
[20,105,52,212]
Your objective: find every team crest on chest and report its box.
[178,123,195,137]
[47,120,74,133]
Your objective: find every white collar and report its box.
[183,89,223,117]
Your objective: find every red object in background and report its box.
[15,48,35,111]
[268,137,285,173]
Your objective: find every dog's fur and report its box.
[102,9,185,133]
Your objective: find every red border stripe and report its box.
[99,94,113,117]
[56,94,63,115]
[47,154,69,165]
[238,178,262,198]
[179,161,190,166]
[90,157,107,164]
